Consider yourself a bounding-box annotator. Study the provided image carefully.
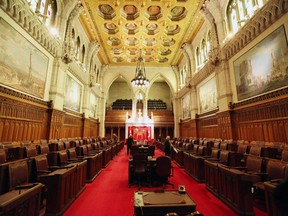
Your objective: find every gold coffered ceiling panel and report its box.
[80,0,204,66]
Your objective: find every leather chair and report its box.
[8,160,29,190]
[24,146,37,158]
[155,156,174,188]
[281,150,288,162]
[254,159,287,192]
[129,153,149,189]
[130,145,139,156]
[148,145,155,157]
[0,149,7,164]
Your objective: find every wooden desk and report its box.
[134,190,196,216]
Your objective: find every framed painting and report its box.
[64,74,82,112]
[0,18,49,98]
[198,77,217,113]
[182,93,191,119]
[89,92,97,118]
[233,25,288,101]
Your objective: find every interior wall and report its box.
[148,82,172,110]
[107,82,132,108]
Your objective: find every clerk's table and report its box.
[134,190,196,216]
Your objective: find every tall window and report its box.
[195,31,211,71]
[26,0,57,28]
[76,36,81,60]
[226,0,267,37]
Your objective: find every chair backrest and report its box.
[220,142,228,150]
[219,150,229,163]
[210,149,220,159]
[246,155,263,173]
[38,144,49,154]
[237,144,248,154]
[266,159,287,180]
[156,156,172,177]
[249,146,262,157]
[131,145,139,155]
[148,145,155,157]
[25,146,37,158]
[67,148,77,159]
[35,155,49,171]
[9,160,29,190]
[0,149,7,164]
[132,153,148,173]
[192,145,199,154]
[58,150,69,166]
[197,146,206,156]
[281,150,288,162]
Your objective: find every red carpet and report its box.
[64,146,267,216]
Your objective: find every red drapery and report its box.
[128,126,152,141]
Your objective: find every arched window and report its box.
[226,0,267,37]
[207,31,212,55]
[81,45,85,63]
[200,39,207,64]
[195,47,200,69]
[76,36,80,60]
[26,0,57,28]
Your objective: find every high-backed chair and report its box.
[281,150,288,162]
[24,146,37,158]
[129,153,149,189]
[155,156,174,188]
[0,149,7,164]
[148,145,155,157]
[254,159,287,192]
[9,160,29,190]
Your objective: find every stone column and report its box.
[49,57,66,110]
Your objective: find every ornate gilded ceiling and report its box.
[80,0,204,66]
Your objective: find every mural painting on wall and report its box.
[64,74,82,112]
[199,77,217,113]
[233,25,288,101]
[182,93,191,119]
[0,18,49,98]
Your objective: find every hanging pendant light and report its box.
[131,50,150,88]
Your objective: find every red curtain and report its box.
[128,126,151,141]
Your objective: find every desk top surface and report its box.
[134,190,196,207]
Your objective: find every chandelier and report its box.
[131,50,150,88]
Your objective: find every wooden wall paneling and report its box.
[217,111,233,140]
[48,109,65,140]
[62,111,83,139]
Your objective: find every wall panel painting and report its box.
[64,74,82,112]
[233,25,288,101]
[182,93,190,119]
[198,77,217,113]
[0,18,49,98]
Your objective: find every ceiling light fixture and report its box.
[131,49,150,88]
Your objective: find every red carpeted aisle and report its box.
[64,146,267,216]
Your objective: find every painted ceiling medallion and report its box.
[144,56,154,62]
[112,56,124,62]
[145,6,162,20]
[165,24,180,35]
[110,48,123,55]
[104,23,119,34]
[127,56,138,63]
[125,37,138,46]
[159,48,172,56]
[107,37,121,46]
[97,4,115,19]
[143,38,157,47]
[126,48,138,55]
[124,23,138,34]
[143,49,155,55]
[145,23,159,35]
[169,6,187,21]
[161,38,176,46]
[157,57,169,63]
[121,5,139,20]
